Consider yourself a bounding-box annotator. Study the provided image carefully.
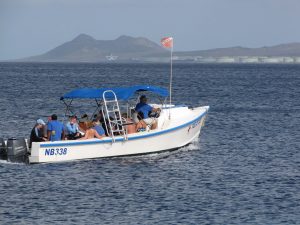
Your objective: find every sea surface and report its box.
[0,62,299,225]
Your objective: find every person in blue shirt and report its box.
[65,115,82,140]
[135,95,161,130]
[92,118,106,136]
[47,114,65,141]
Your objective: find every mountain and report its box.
[17,34,300,62]
[23,34,168,62]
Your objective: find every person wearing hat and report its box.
[135,95,161,130]
[29,119,47,147]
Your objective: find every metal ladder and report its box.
[102,90,127,143]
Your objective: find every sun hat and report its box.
[36,119,46,125]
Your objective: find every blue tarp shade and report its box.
[61,85,169,101]
[117,85,169,100]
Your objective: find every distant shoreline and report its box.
[2,58,300,64]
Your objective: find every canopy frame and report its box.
[60,85,169,123]
[60,97,104,121]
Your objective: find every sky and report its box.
[1,0,300,60]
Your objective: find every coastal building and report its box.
[294,57,300,63]
[239,57,259,63]
[194,57,217,63]
[283,57,294,63]
[216,57,236,63]
[260,57,283,63]
[143,56,300,64]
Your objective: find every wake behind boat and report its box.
[0,85,209,164]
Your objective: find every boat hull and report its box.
[29,106,209,163]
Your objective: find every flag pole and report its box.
[161,37,174,120]
[169,42,173,120]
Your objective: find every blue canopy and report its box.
[61,88,104,99]
[61,85,169,101]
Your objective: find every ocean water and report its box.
[0,63,299,224]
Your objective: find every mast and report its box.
[161,37,174,120]
[169,42,173,119]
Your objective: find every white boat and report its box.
[0,85,208,164]
[105,54,118,61]
[27,85,209,164]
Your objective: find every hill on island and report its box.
[17,34,300,62]
[22,34,168,62]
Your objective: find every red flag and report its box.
[161,37,173,48]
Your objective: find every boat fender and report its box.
[0,138,7,160]
[7,137,28,163]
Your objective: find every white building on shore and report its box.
[143,56,300,64]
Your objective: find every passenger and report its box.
[47,114,65,141]
[65,115,82,140]
[131,109,147,132]
[79,113,89,131]
[92,118,105,136]
[79,121,104,140]
[95,111,111,136]
[135,95,161,130]
[121,113,136,134]
[30,119,47,147]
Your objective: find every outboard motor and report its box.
[0,138,7,160]
[7,137,28,163]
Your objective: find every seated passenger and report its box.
[30,119,47,147]
[79,121,104,140]
[47,114,65,141]
[65,115,82,140]
[135,95,161,130]
[95,111,112,136]
[79,114,89,131]
[92,118,105,136]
